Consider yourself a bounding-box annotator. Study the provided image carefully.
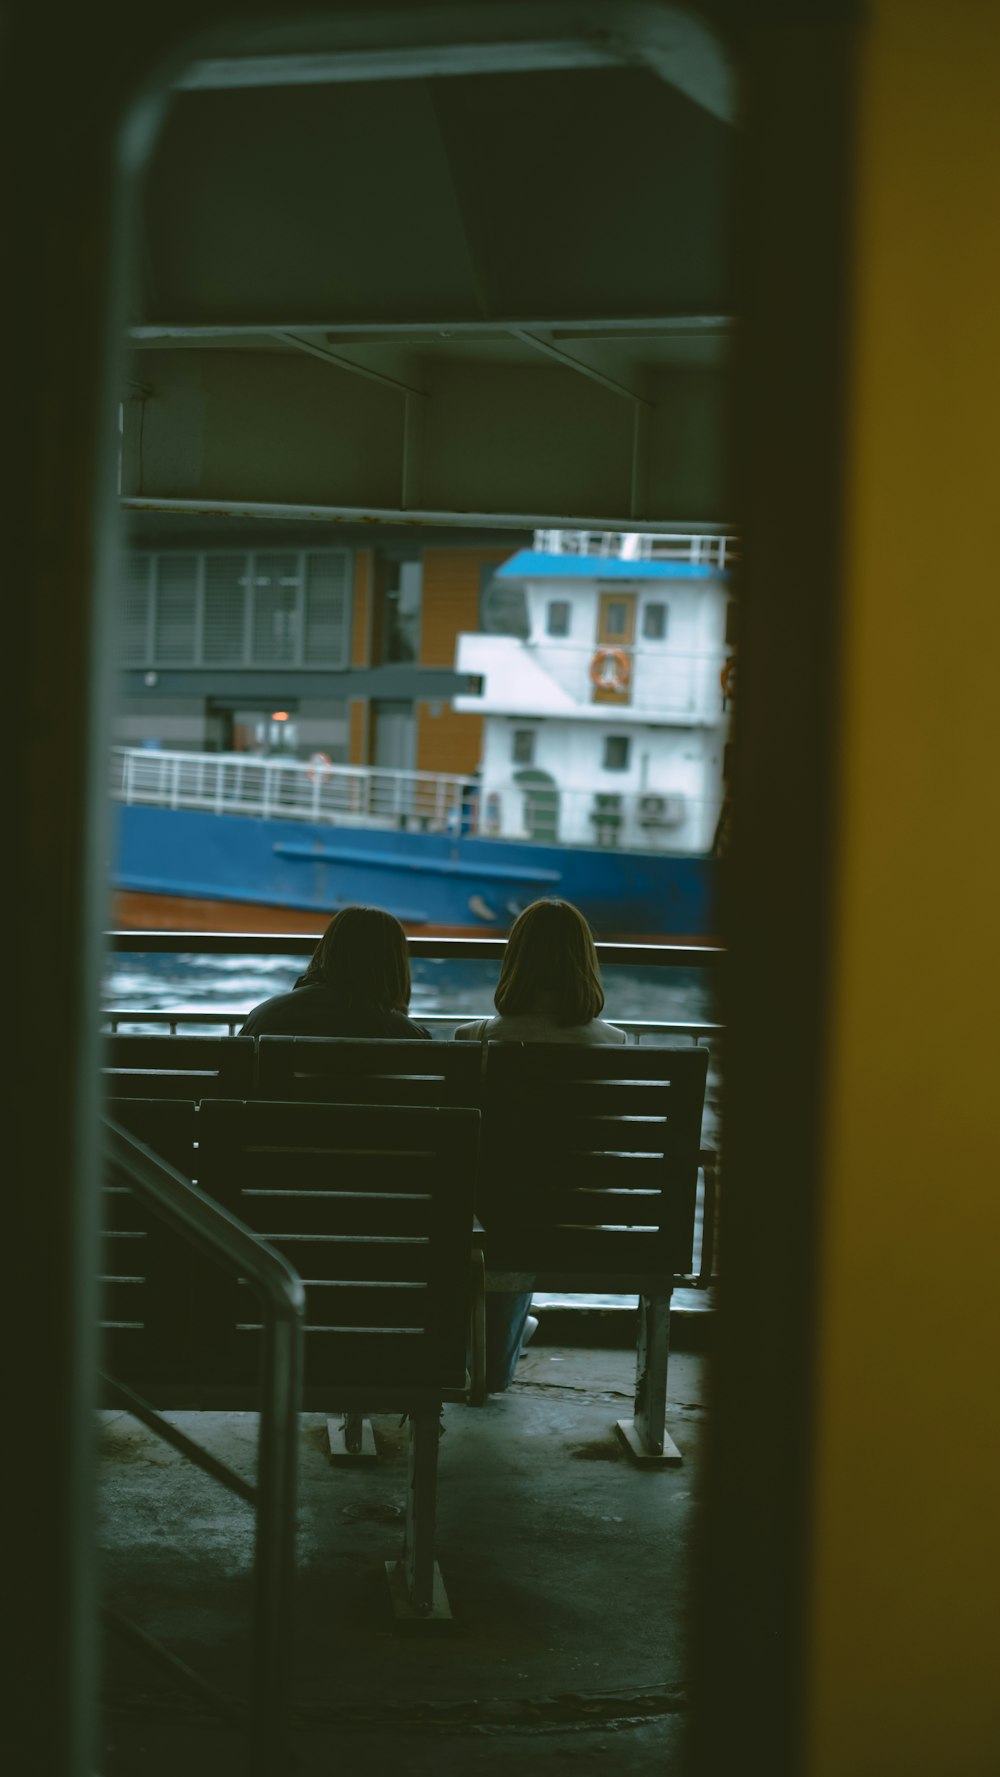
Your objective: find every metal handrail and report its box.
[105,930,724,967]
[102,1118,305,1777]
[101,1007,723,1042]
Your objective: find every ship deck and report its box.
[99,1317,709,1776]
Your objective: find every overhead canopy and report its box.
[123,2,735,532]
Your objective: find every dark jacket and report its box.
[239,975,431,1039]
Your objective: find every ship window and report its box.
[481,567,530,639]
[512,729,536,765]
[603,736,631,771]
[547,600,571,637]
[376,557,422,664]
[642,602,668,640]
[603,599,629,638]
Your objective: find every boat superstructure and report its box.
[109,530,733,938]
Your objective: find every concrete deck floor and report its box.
[98,1329,707,1776]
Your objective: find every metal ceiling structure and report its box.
[123,2,736,533]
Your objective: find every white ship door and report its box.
[514,767,560,843]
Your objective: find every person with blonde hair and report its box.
[455,897,626,1045]
[240,905,429,1038]
[455,899,624,1390]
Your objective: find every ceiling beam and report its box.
[509,328,653,406]
[121,496,734,535]
[129,316,734,343]
[172,3,737,124]
[273,331,426,397]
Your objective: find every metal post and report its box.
[616,1290,681,1466]
[249,1306,303,1776]
[386,1408,451,1621]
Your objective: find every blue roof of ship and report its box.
[495,550,728,581]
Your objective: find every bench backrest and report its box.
[479,1043,709,1286]
[102,1034,255,1098]
[196,1099,479,1399]
[101,1098,201,1383]
[255,1035,481,1106]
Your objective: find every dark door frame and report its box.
[1,6,857,1773]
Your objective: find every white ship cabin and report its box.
[454,532,736,854]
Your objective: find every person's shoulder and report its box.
[239,989,295,1035]
[591,1018,628,1044]
[454,1017,491,1041]
[239,981,325,1035]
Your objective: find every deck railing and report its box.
[532,529,738,568]
[110,746,723,849]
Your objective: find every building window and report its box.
[603,736,631,771]
[547,600,571,637]
[377,557,422,663]
[512,729,536,765]
[642,602,668,640]
[114,548,351,670]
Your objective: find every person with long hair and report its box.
[240,905,430,1038]
[454,897,626,1045]
[454,899,624,1391]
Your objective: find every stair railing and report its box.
[101,1117,305,1777]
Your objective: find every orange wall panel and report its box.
[348,699,369,766]
[416,702,483,777]
[419,547,509,667]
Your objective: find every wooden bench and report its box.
[103,1033,255,1097]
[256,1033,482,1106]
[102,1034,713,1461]
[479,1042,709,1465]
[101,1097,481,1620]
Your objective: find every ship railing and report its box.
[110,747,724,849]
[112,747,472,828]
[532,529,738,568]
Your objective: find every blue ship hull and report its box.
[112,803,719,939]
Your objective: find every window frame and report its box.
[115,546,353,671]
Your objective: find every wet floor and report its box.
[99,1338,707,1776]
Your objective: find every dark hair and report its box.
[494,899,605,1026]
[303,906,412,1011]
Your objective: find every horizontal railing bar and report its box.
[100,1008,723,1039]
[101,1373,258,1505]
[105,930,724,966]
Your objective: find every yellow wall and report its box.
[806,4,1000,1771]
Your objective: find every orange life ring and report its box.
[720,657,736,699]
[589,648,632,693]
[307,751,332,782]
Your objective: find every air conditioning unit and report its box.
[638,793,686,828]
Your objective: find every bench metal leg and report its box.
[385,1408,452,1622]
[327,1412,377,1463]
[616,1291,682,1467]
